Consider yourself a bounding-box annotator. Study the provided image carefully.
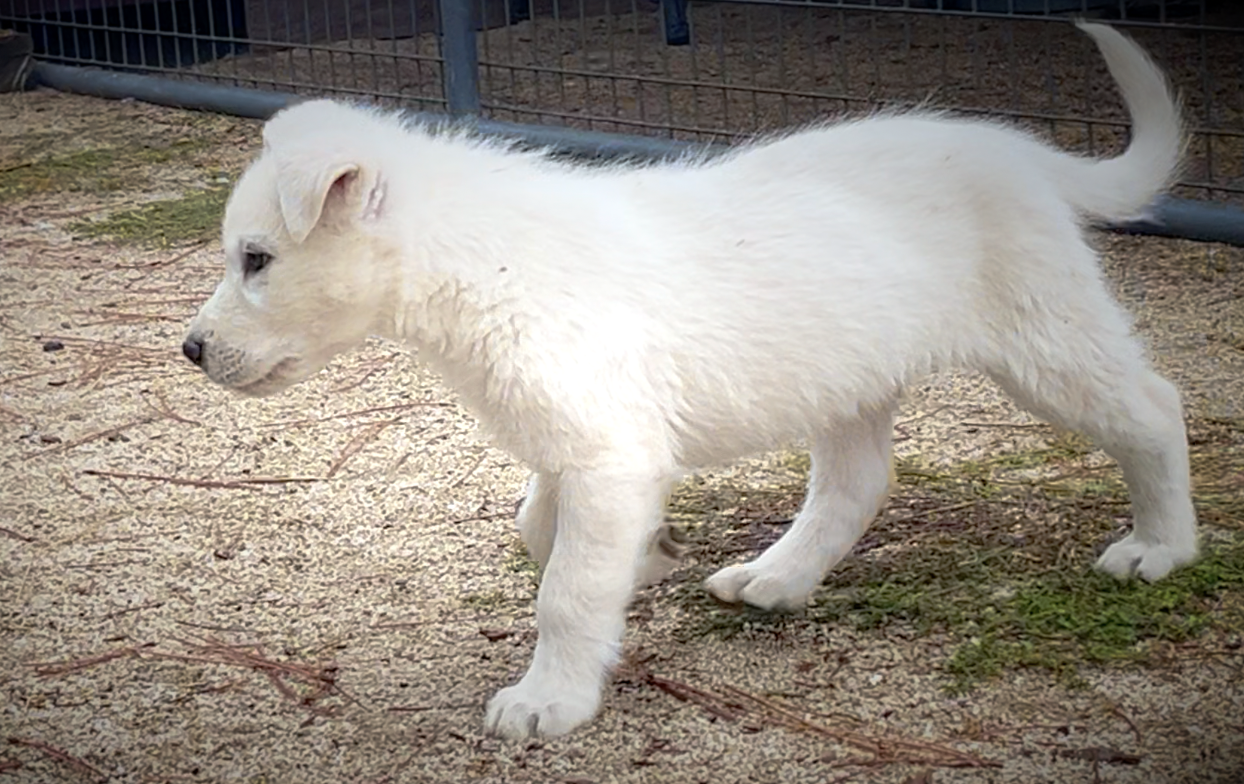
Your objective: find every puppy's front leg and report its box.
[485,466,665,739]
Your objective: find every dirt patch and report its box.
[2,88,1244,783]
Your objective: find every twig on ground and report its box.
[171,677,248,704]
[897,405,952,428]
[64,559,148,570]
[31,644,151,676]
[1104,701,1144,745]
[385,450,415,480]
[200,443,242,478]
[326,417,400,479]
[639,668,999,769]
[31,335,167,354]
[330,351,401,393]
[82,469,322,491]
[76,312,184,327]
[960,421,1049,430]
[1057,747,1143,765]
[25,417,158,459]
[644,673,746,723]
[98,472,133,504]
[56,473,95,502]
[172,634,362,715]
[887,500,978,524]
[0,526,37,543]
[449,511,514,525]
[139,391,201,426]
[101,602,165,620]
[387,702,478,713]
[449,450,488,489]
[261,401,453,428]
[123,239,209,288]
[96,367,201,391]
[6,737,106,782]
[0,368,65,388]
[718,684,882,756]
[30,635,358,720]
[1031,465,1115,485]
[173,620,258,634]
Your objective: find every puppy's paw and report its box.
[635,524,690,588]
[704,563,813,611]
[484,678,600,740]
[1095,533,1198,583]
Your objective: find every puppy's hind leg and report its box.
[706,404,896,611]
[986,275,1198,582]
[516,471,558,570]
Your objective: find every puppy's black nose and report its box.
[182,336,205,366]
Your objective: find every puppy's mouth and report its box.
[232,357,302,397]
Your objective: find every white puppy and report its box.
[184,21,1198,740]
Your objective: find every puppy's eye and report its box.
[243,250,272,277]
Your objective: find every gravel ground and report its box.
[1,87,1243,784]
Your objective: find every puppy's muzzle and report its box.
[182,334,206,367]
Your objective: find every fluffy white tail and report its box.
[1055,21,1185,221]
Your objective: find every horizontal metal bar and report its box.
[27,61,1244,247]
[28,61,705,156]
[31,61,291,118]
[30,60,445,109]
[1116,196,1244,246]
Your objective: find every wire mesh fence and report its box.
[2,1,1242,203]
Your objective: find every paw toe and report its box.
[1095,534,1197,583]
[705,564,810,611]
[704,564,752,605]
[484,684,597,740]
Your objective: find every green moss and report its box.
[70,184,230,247]
[941,544,1243,691]
[1,148,120,197]
[502,538,541,589]
[0,139,208,200]
[1188,417,1244,528]
[663,416,1244,691]
[461,589,512,610]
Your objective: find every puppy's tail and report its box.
[1053,21,1185,222]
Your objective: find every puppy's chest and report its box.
[422,352,571,465]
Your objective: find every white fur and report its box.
[184,21,1198,740]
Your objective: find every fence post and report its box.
[438,0,481,117]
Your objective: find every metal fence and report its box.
[3,1,1243,209]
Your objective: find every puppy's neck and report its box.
[384,258,512,380]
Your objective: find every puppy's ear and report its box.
[273,154,386,244]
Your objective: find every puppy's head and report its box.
[183,100,400,397]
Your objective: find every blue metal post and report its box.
[438,0,481,117]
[663,0,690,46]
